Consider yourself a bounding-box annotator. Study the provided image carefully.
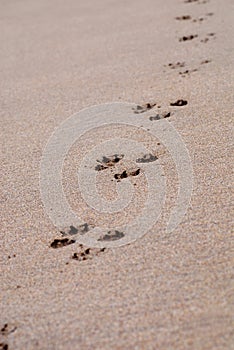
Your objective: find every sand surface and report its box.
[1,0,233,349]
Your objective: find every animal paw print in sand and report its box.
[98,230,125,242]
[132,103,156,114]
[192,17,206,23]
[0,323,17,350]
[192,12,214,22]
[50,223,95,248]
[176,15,207,22]
[60,223,93,237]
[71,245,106,261]
[149,112,171,121]
[179,69,198,77]
[166,62,198,77]
[50,238,76,248]
[95,154,124,171]
[201,33,216,43]
[175,15,191,21]
[114,168,140,181]
[179,34,198,42]
[1,324,17,336]
[184,0,209,4]
[166,62,185,69]
[136,154,158,163]
[170,99,188,107]
[201,59,211,64]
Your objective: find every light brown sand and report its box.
[1,0,233,349]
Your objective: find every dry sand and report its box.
[1,0,234,349]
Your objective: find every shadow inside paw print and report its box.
[114,168,140,181]
[71,245,106,261]
[1,324,17,336]
[167,62,185,69]
[50,238,76,249]
[201,33,216,43]
[184,0,209,3]
[60,224,91,237]
[132,103,156,114]
[95,154,124,171]
[170,99,188,106]
[149,112,171,120]
[179,69,198,77]
[136,154,158,163]
[201,59,211,64]
[98,230,125,242]
[179,34,198,42]
[0,323,17,350]
[192,17,206,22]
[175,15,191,20]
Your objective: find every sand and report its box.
[1,0,233,349]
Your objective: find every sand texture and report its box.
[1,0,234,349]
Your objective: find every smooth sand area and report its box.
[1,0,233,349]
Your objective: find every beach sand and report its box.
[1,0,233,349]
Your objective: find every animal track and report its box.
[179,69,198,77]
[170,99,188,106]
[184,0,209,3]
[7,254,16,259]
[1,324,17,336]
[114,168,140,181]
[166,62,198,78]
[50,238,76,249]
[60,224,92,237]
[71,245,106,261]
[149,112,171,120]
[0,323,17,350]
[192,17,206,22]
[132,103,156,114]
[201,59,211,64]
[95,154,124,171]
[176,15,209,23]
[201,33,216,43]
[179,34,198,42]
[136,154,158,163]
[98,230,125,242]
[175,15,191,20]
[167,62,185,69]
